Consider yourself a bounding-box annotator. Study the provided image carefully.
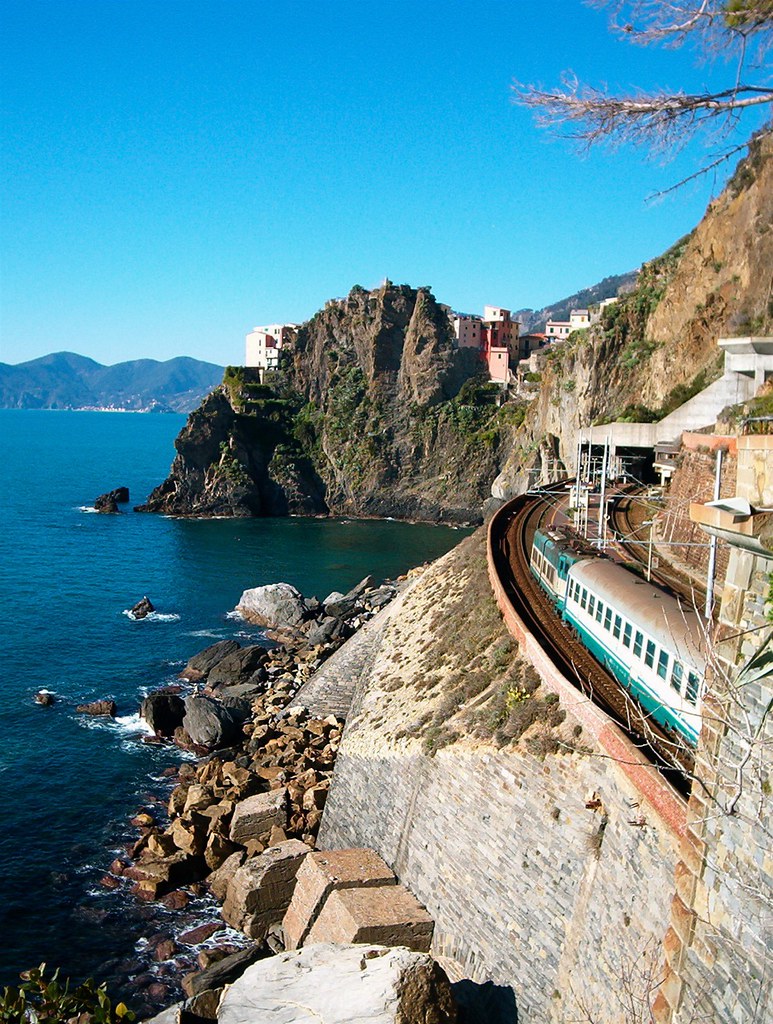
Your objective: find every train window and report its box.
[686,672,700,704]
[613,614,622,639]
[657,649,669,679]
[595,601,603,623]
[645,640,656,668]
[580,587,588,610]
[604,607,612,631]
[670,661,683,693]
[623,622,632,648]
[588,595,595,615]
[633,631,643,657]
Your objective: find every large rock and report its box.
[283,848,396,950]
[208,645,269,689]
[141,692,186,737]
[235,583,307,628]
[130,596,155,619]
[229,788,288,846]
[183,695,243,749]
[182,943,269,999]
[305,885,434,952]
[95,487,128,513]
[217,943,458,1024]
[180,640,241,682]
[222,839,308,938]
[76,699,117,717]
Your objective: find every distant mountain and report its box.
[0,352,225,412]
[514,270,639,333]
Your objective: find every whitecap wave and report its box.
[123,610,181,623]
[225,610,244,621]
[114,712,156,737]
[186,629,224,639]
[79,505,98,514]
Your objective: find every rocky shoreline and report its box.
[100,572,410,1019]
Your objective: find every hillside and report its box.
[138,285,526,523]
[514,269,638,333]
[494,132,773,497]
[0,352,224,413]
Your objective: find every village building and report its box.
[245,323,298,373]
[545,307,590,340]
[451,305,520,385]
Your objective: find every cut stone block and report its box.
[229,788,288,846]
[283,847,396,950]
[222,839,309,939]
[304,884,434,953]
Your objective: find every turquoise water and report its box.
[0,409,465,989]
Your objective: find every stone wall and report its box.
[319,526,685,1022]
[655,434,772,1024]
[657,444,736,586]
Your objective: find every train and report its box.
[530,527,706,747]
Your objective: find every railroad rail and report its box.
[609,491,707,608]
[490,488,693,786]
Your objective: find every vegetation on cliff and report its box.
[140,284,530,523]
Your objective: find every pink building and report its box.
[452,305,520,385]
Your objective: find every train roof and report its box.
[569,558,707,673]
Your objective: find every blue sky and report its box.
[1,0,766,366]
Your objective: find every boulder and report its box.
[35,690,55,706]
[183,695,243,749]
[141,692,186,736]
[95,494,119,513]
[97,486,129,506]
[76,699,117,717]
[130,596,155,619]
[208,850,246,902]
[180,640,241,682]
[208,645,269,689]
[235,583,307,628]
[304,884,434,952]
[217,943,458,1024]
[283,848,396,950]
[222,839,309,938]
[182,943,269,999]
[306,616,346,647]
[229,788,288,846]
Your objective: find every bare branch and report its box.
[513,0,773,180]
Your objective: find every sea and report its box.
[0,409,466,1004]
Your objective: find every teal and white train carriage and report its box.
[530,529,706,747]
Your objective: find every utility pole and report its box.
[598,435,609,547]
[705,448,723,619]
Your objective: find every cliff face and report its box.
[140,284,518,523]
[494,134,773,497]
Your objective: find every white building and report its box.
[545,308,590,340]
[245,323,297,371]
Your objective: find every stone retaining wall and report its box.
[319,513,687,1022]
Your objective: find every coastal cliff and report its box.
[493,132,773,496]
[139,284,522,523]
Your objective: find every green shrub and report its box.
[0,965,135,1023]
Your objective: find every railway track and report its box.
[491,490,692,785]
[610,492,707,607]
